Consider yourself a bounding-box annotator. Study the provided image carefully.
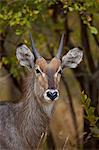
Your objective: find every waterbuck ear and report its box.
[62,48,83,69]
[16,44,34,70]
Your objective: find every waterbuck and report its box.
[0,33,83,150]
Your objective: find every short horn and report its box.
[30,33,41,59]
[56,33,65,59]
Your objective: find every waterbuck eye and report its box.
[35,69,41,74]
[58,69,62,74]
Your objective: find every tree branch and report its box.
[80,17,96,73]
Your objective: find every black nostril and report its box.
[47,91,53,98]
[53,92,57,97]
[47,91,57,101]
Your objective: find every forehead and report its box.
[36,57,61,73]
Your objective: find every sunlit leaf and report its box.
[89,26,98,35]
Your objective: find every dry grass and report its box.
[50,99,83,150]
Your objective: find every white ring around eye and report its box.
[35,65,42,75]
[55,66,62,77]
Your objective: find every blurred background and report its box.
[0,0,99,149]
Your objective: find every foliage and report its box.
[0,0,99,148]
[81,92,99,138]
[0,0,98,80]
[0,0,48,34]
[0,0,99,34]
[2,56,21,80]
[62,0,99,34]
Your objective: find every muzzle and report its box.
[43,89,59,101]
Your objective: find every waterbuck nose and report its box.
[46,89,59,101]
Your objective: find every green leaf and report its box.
[90,126,99,138]
[2,57,9,65]
[68,7,74,12]
[89,26,98,35]
[88,107,95,116]
[74,3,79,10]
[86,98,91,108]
[15,29,22,35]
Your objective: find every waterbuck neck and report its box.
[17,71,53,148]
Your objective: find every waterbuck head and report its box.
[16,33,83,105]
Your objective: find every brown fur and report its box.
[0,45,83,149]
[0,58,61,150]
[36,57,61,90]
[2,40,83,149]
